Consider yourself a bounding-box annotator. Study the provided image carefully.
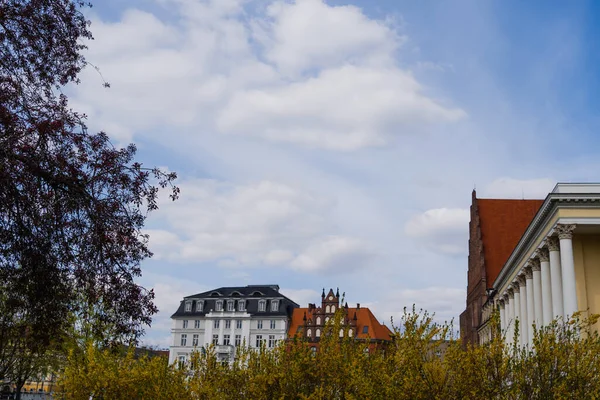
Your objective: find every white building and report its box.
[169,284,299,365]
[476,183,600,347]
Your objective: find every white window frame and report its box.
[268,335,275,348]
[225,319,231,329]
[182,320,188,329]
[271,300,279,312]
[227,301,234,311]
[196,301,204,312]
[270,320,276,330]
[223,334,230,346]
[214,320,220,329]
[212,334,219,345]
[194,320,200,329]
[192,334,199,346]
[185,301,192,312]
[257,320,263,329]
[258,300,266,312]
[180,334,187,346]
[238,301,245,311]
[236,320,242,329]
[216,300,223,311]
[235,334,242,347]
[256,335,263,348]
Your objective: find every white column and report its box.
[525,268,535,345]
[507,291,515,345]
[499,300,506,334]
[513,284,521,346]
[538,248,553,325]
[547,237,564,319]
[518,275,528,346]
[532,260,543,328]
[557,224,578,319]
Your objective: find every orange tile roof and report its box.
[288,307,392,341]
[477,198,544,287]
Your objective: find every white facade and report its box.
[168,285,297,365]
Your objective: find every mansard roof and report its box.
[477,197,543,288]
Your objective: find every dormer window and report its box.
[271,300,279,312]
[227,301,234,311]
[258,300,266,312]
[185,301,192,312]
[216,300,223,311]
[238,301,245,311]
[196,301,204,312]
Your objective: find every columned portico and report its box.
[538,248,553,325]
[525,267,535,342]
[506,290,514,344]
[512,283,521,346]
[557,224,578,318]
[547,237,564,319]
[499,300,506,333]
[532,260,543,328]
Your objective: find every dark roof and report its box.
[478,198,544,287]
[171,285,299,318]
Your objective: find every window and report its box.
[235,334,242,346]
[325,305,330,313]
[216,300,223,311]
[257,320,263,329]
[194,320,201,329]
[258,300,266,312]
[311,346,317,355]
[178,355,186,368]
[214,320,220,329]
[348,329,353,337]
[270,320,276,329]
[271,300,279,312]
[224,334,231,345]
[196,301,204,312]
[256,335,263,347]
[316,317,321,325]
[325,317,330,323]
[185,301,192,312]
[180,334,187,346]
[227,301,234,311]
[182,320,188,329]
[239,301,245,311]
[362,326,369,334]
[212,334,219,345]
[268,335,276,348]
[331,305,336,313]
[225,319,231,329]
[236,320,243,329]
[316,329,321,337]
[307,328,312,337]
[192,334,199,346]
[339,329,344,338]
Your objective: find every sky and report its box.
[70,0,600,347]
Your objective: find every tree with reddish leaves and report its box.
[0,0,178,386]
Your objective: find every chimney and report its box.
[356,303,360,309]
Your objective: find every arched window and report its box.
[325,317,330,324]
[348,329,353,337]
[316,329,321,337]
[316,317,321,325]
[339,329,344,337]
[307,328,312,337]
[325,305,330,313]
[331,305,335,313]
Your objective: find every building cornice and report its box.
[494,193,600,292]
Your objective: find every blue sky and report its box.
[71,0,600,347]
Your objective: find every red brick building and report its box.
[459,190,543,346]
[288,288,392,349]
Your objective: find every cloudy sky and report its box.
[72,0,600,347]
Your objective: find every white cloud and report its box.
[404,208,469,255]
[73,0,464,151]
[145,179,371,273]
[482,177,555,199]
[279,288,320,307]
[218,65,466,151]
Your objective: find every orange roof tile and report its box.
[288,307,392,341]
[477,198,544,287]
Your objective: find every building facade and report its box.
[169,284,298,364]
[287,288,392,350]
[462,183,600,347]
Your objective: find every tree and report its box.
[0,0,178,380]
